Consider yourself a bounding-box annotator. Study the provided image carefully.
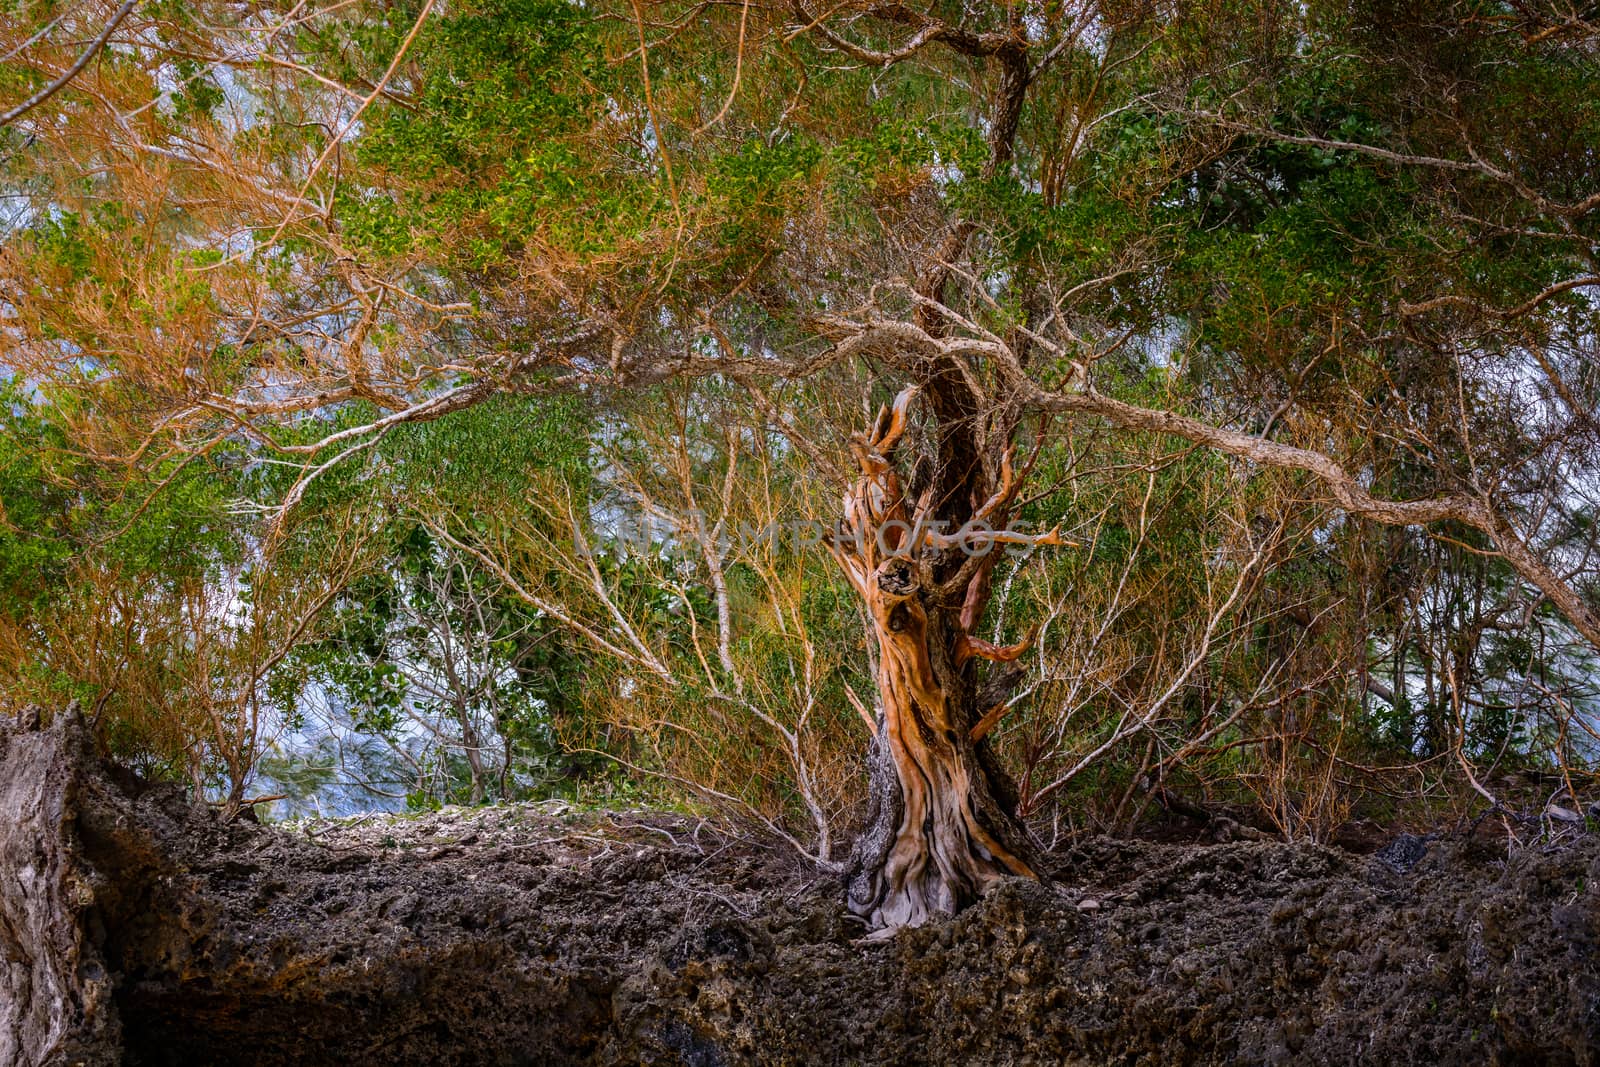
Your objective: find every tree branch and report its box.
[0,0,139,128]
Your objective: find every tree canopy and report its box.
[3,0,1599,922]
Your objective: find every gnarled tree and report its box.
[5,0,1600,929]
[830,387,1063,927]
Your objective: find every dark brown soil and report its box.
[4,712,1598,1066]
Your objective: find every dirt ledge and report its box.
[3,711,1598,1066]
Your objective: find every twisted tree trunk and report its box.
[844,559,1038,928]
[831,389,1059,929]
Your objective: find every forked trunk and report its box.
[829,388,1060,930]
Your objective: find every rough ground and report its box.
[3,712,1598,1066]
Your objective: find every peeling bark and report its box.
[844,558,1038,929]
[831,389,1050,930]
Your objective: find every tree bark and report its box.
[843,559,1038,928]
[0,706,122,1067]
[830,390,1047,930]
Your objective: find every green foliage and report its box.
[6,0,1599,836]
[0,381,237,612]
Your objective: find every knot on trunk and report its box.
[874,559,921,634]
[875,558,918,599]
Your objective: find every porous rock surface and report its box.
[2,711,1597,1065]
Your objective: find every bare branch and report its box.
[0,0,139,128]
